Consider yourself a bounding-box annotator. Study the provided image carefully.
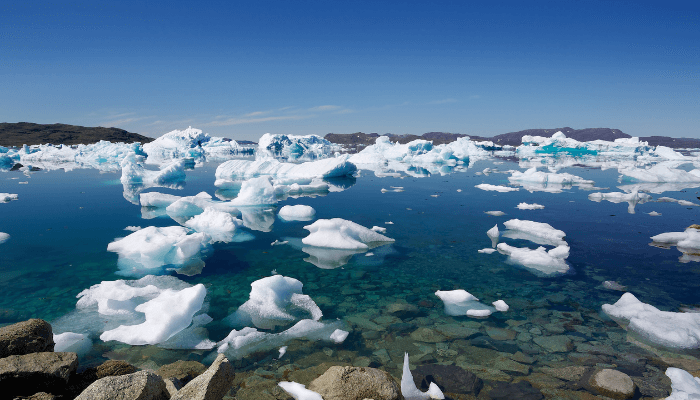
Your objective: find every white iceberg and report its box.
[619,163,700,183]
[143,126,250,163]
[278,205,316,221]
[107,226,211,275]
[492,300,509,312]
[0,193,18,202]
[302,218,394,250]
[184,207,243,243]
[508,167,594,192]
[664,367,700,400]
[516,202,544,210]
[302,246,366,269]
[229,176,278,205]
[502,219,566,247]
[485,211,505,216]
[401,353,445,400]
[215,156,356,183]
[497,243,570,276]
[434,290,496,317]
[602,292,700,349]
[12,141,145,172]
[650,226,700,262]
[486,224,499,247]
[258,133,341,161]
[475,184,519,192]
[226,275,322,330]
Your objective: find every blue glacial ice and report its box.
[257,133,341,161]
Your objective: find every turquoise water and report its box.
[2,159,699,387]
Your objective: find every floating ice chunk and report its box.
[665,367,700,400]
[502,219,566,247]
[215,156,357,183]
[302,246,365,269]
[497,243,570,276]
[143,126,249,163]
[278,381,324,400]
[457,189,462,192]
[226,275,322,329]
[517,203,544,210]
[157,313,216,350]
[100,284,207,345]
[162,192,240,222]
[107,226,211,274]
[0,232,9,244]
[140,192,182,208]
[386,221,394,224]
[402,353,445,400]
[76,280,161,315]
[602,292,700,349]
[330,329,349,343]
[124,226,142,232]
[619,164,700,183]
[271,240,289,246]
[185,207,243,243]
[371,226,387,233]
[651,226,700,262]
[278,346,288,359]
[302,218,395,250]
[657,197,699,206]
[475,184,519,192]
[278,205,316,221]
[229,176,278,205]
[492,300,509,312]
[478,248,496,254]
[258,133,341,161]
[435,290,495,317]
[509,167,594,192]
[120,153,186,186]
[648,211,662,216]
[218,319,347,359]
[588,190,651,214]
[0,193,18,202]
[485,211,505,216]
[12,141,144,172]
[602,281,627,291]
[53,332,92,355]
[486,224,499,247]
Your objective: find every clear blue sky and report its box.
[1,0,698,141]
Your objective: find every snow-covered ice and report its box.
[502,219,567,247]
[602,292,700,349]
[508,167,594,192]
[475,184,519,192]
[486,224,499,247]
[478,248,496,254]
[619,164,700,183]
[517,202,544,210]
[302,218,395,250]
[497,243,570,276]
[278,205,316,221]
[650,226,700,262]
[257,133,341,161]
[215,156,357,182]
[485,211,505,216]
[143,127,250,163]
[434,290,496,317]
[492,300,509,312]
[664,367,700,400]
[184,207,243,243]
[0,233,9,244]
[230,176,278,205]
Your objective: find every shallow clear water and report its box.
[2,158,700,391]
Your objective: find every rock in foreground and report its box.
[0,319,54,358]
[308,365,401,400]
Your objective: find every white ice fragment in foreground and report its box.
[664,367,700,400]
[475,184,519,192]
[302,218,394,250]
[502,219,567,247]
[486,224,499,247]
[402,353,445,400]
[648,211,662,216]
[185,207,243,243]
[0,193,18,202]
[278,346,288,359]
[0,233,9,244]
[517,203,544,210]
[602,292,700,349]
[278,205,316,221]
[53,332,92,355]
[278,381,324,400]
[230,176,278,205]
[485,211,505,216]
[76,280,161,315]
[457,189,462,192]
[100,284,207,345]
[497,243,570,276]
[372,226,387,233]
[226,275,322,329]
[330,329,349,343]
[657,197,700,207]
[435,290,495,317]
[651,226,700,251]
[478,248,496,254]
[492,300,509,312]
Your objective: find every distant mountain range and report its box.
[0,122,153,147]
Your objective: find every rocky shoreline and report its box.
[1,317,684,399]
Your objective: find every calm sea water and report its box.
[2,158,699,380]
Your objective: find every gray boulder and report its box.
[589,369,635,399]
[96,360,139,379]
[0,352,78,397]
[0,319,54,358]
[75,370,169,400]
[156,359,207,384]
[171,354,234,400]
[308,366,401,400]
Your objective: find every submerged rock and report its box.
[0,319,54,358]
[309,365,401,400]
[75,370,169,400]
[171,353,234,400]
[488,380,544,400]
[588,369,635,399]
[0,352,78,397]
[156,360,207,384]
[412,364,483,396]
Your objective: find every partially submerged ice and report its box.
[302,218,395,250]
[494,219,571,276]
[650,225,700,262]
[215,156,357,182]
[619,163,700,183]
[664,367,700,400]
[475,183,519,192]
[588,190,651,214]
[5,141,145,172]
[257,133,341,161]
[226,275,323,329]
[278,381,324,400]
[107,226,211,275]
[184,207,243,243]
[120,153,187,204]
[143,126,251,163]
[434,290,505,318]
[508,167,594,192]
[278,204,316,221]
[401,353,445,400]
[517,202,544,210]
[502,219,567,246]
[516,131,651,158]
[602,292,700,349]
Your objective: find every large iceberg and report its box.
[7,141,145,172]
[257,133,341,161]
[602,292,700,349]
[215,156,357,183]
[302,218,395,250]
[517,131,651,157]
[143,126,251,164]
[120,153,187,204]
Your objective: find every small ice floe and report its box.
[486,224,499,247]
[475,184,519,192]
[650,225,700,262]
[124,226,142,232]
[271,240,289,246]
[402,353,445,400]
[485,210,505,216]
[278,346,288,359]
[588,190,651,214]
[602,292,700,349]
[18,181,28,184]
[278,205,316,221]
[386,221,394,224]
[456,189,462,192]
[430,194,439,198]
[478,248,496,254]
[0,193,18,202]
[492,300,509,312]
[302,218,394,250]
[226,275,322,330]
[435,289,503,318]
[508,167,594,193]
[602,281,627,291]
[497,243,570,276]
[664,367,700,400]
[502,219,566,246]
[0,232,9,244]
[365,252,374,256]
[371,226,387,233]
[516,202,544,210]
[648,211,662,216]
[185,207,244,243]
[657,197,700,207]
[381,187,404,193]
[278,381,323,400]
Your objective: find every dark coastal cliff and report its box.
[0,122,154,147]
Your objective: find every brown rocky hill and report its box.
[0,122,153,147]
